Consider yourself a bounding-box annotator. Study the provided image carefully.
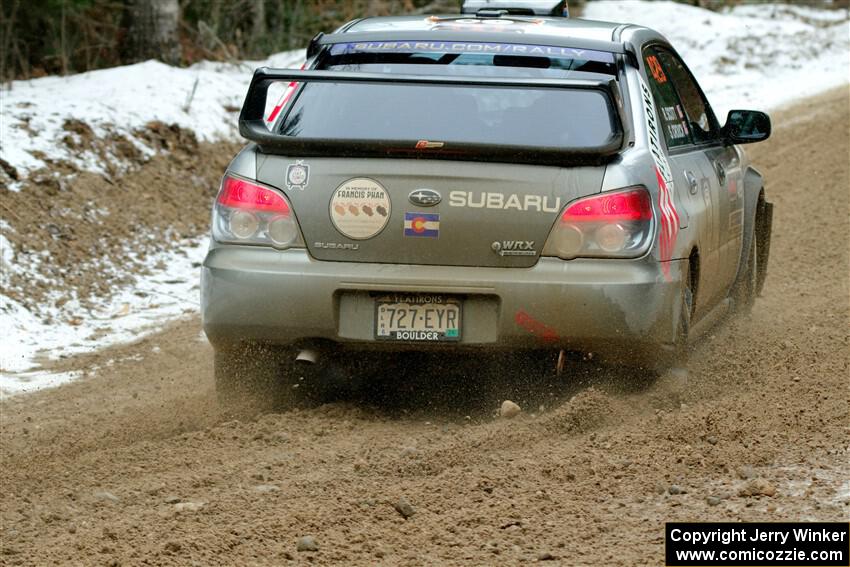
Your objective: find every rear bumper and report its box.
[201,246,685,363]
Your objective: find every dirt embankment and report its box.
[0,122,240,318]
[0,88,848,566]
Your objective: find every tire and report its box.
[733,227,758,314]
[755,200,772,296]
[214,343,294,413]
[675,276,693,364]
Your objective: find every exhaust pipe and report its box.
[556,349,566,375]
[295,349,318,365]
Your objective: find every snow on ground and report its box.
[582,1,850,117]
[2,2,849,395]
[0,50,304,183]
[0,239,208,396]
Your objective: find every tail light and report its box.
[212,174,303,249]
[542,187,654,260]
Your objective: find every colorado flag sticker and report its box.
[403,212,440,238]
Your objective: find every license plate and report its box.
[375,294,461,341]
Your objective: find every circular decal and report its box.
[288,165,307,186]
[329,178,391,240]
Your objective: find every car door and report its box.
[655,48,745,303]
[641,47,722,316]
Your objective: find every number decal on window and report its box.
[646,55,667,84]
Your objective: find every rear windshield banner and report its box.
[329,41,615,62]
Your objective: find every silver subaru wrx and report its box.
[201,6,773,409]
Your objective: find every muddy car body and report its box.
[201,7,773,405]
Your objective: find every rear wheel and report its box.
[214,343,294,413]
[675,275,693,363]
[754,198,772,296]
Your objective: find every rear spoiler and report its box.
[239,68,628,167]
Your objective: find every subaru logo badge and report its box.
[408,189,441,207]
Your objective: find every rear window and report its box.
[276,42,620,151]
[280,83,615,149]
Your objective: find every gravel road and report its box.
[1,88,847,566]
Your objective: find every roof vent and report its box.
[477,8,510,18]
[461,1,569,17]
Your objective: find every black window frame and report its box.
[641,43,724,154]
[640,46,692,150]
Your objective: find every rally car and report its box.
[201,1,773,408]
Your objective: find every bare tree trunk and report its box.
[1,0,21,83]
[253,0,266,39]
[60,2,68,75]
[125,0,181,65]
[286,0,302,50]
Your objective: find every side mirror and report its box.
[723,109,771,144]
